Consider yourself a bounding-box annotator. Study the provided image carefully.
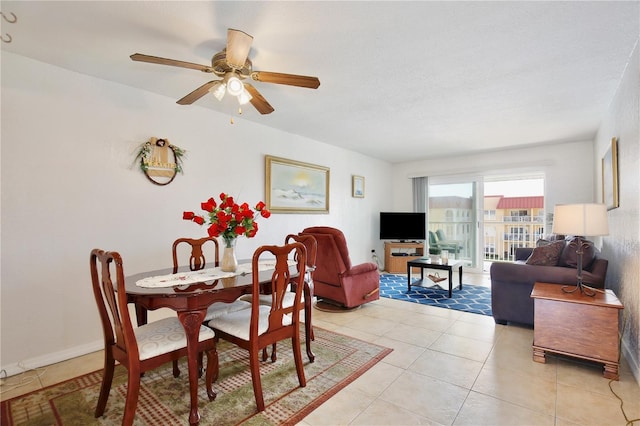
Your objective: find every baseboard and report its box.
[1,340,103,378]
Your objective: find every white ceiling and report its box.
[2,1,638,163]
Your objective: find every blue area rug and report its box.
[379,273,493,317]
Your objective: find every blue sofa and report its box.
[489,238,608,326]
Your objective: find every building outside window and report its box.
[484,195,544,262]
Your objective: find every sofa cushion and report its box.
[525,240,564,266]
[536,238,561,247]
[559,237,596,269]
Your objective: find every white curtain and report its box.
[412,176,428,213]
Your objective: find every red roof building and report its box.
[495,196,544,209]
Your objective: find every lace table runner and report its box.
[136,260,296,288]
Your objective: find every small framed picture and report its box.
[352,175,365,198]
[602,137,619,210]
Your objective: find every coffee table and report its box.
[406,259,463,298]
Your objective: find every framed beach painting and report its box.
[352,175,365,198]
[602,137,619,210]
[265,155,330,213]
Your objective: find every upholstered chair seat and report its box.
[208,305,292,340]
[204,300,251,322]
[135,317,215,360]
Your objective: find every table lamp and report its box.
[552,203,609,296]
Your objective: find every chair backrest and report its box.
[285,234,317,270]
[90,249,139,362]
[250,243,306,340]
[436,229,447,242]
[172,236,219,274]
[286,234,317,289]
[300,227,351,286]
[429,230,438,245]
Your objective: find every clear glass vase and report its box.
[220,236,238,272]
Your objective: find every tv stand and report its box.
[384,241,424,273]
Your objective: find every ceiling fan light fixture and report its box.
[209,81,226,101]
[131,28,318,115]
[224,73,244,96]
[237,87,253,105]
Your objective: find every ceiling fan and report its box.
[130,28,320,115]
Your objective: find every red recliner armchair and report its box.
[300,226,380,308]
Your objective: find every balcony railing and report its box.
[502,233,530,241]
[503,215,544,222]
[486,222,545,262]
[430,220,545,263]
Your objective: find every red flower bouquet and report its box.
[183,193,271,247]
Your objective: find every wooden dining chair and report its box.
[171,236,250,377]
[207,242,307,412]
[172,236,219,273]
[90,249,217,425]
[257,234,317,363]
[172,236,250,322]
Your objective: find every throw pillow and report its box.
[559,237,596,269]
[525,240,565,266]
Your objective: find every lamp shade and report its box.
[552,203,609,237]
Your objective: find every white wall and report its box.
[594,40,640,384]
[0,52,392,374]
[390,140,596,211]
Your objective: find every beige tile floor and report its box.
[2,271,639,426]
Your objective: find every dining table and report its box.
[124,261,311,425]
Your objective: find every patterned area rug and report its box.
[0,328,391,426]
[380,273,493,316]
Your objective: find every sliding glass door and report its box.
[420,174,545,273]
[427,178,481,272]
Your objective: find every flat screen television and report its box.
[379,212,426,241]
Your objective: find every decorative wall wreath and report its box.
[134,137,186,186]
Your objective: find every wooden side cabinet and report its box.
[530,282,624,380]
[384,241,424,274]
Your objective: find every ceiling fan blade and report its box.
[176,81,218,105]
[130,53,213,73]
[226,29,253,69]
[244,84,275,115]
[250,71,320,89]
